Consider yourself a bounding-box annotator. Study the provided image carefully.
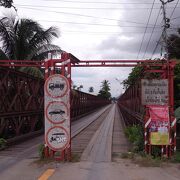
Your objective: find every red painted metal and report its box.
[0,67,44,139]
[0,52,177,158]
[118,60,176,157]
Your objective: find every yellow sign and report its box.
[150,132,169,145]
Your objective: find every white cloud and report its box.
[1,0,180,96]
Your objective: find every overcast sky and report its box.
[0,0,180,97]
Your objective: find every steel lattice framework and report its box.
[0,52,177,159]
[0,67,44,138]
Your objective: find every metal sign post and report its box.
[142,61,176,157]
[44,53,72,161]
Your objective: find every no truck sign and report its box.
[45,74,69,98]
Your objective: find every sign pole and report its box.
[44,52,71,161]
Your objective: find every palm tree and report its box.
[0,0,13,8]
[77,85,83,91]
[98,80,111,99]
[88,86,94,93]
[0,15,61,60]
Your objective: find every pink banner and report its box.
[148,105,169,133]
[147,105,170,145]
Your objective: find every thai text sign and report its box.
[148,105,170,145]
[141,79,168,105]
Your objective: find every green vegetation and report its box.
[168,28,180,59]
[38,144,45,159]
[122,29,180,107]
[124,125,144,152]
[19,67,44,79]
[88,86,94,93]
[0,0,14,8]
[171,151,180,163]
[174,63,180,108]
[71,153,81,162]
[122,66,143,89]
[0,138,7,149]
[0,14,61,77]
[0,15,61,60]
[98,80,111,99]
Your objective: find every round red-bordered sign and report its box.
[45,74,69,98]
[45,126,70,151]
[45,101,69,124]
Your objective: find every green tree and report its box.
[0,0,13,8]
[77,85,83,91]
[168,29,180,59]
[19,67,43,79]
[167,28,180,107]
[0,0,16,11]
[0,15,61,78]
[122,66,143,89]
[0,15,61,60]
[98,80,111,99]
[88,86,94,93]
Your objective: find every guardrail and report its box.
[71,90,110,120]
[0,67,110,140]
[117,82,144,125]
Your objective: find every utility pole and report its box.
[160,0,174,59]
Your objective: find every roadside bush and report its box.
[172,151,180,163]
[0,138,7,149]
[151,146,161,158]
[124,125,144,152]
[38,144,45,159]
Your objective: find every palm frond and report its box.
[0,48,9,60]
[30,44,62,60]
[0,15,60,61]
[19,67,44,79]
[0,17,15,58]
[28,26,59,51]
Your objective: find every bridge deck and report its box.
[0,104,179,180]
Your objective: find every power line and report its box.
[169,0,180,18]
[137,0,156,59]
[151,33,163,59]
[42,0,175,5]
[171,15,180,20]
[17,6,160,26]
[160,0,176,59]
[62,30,163,35]
[143,7,162,59]
[37,19,162,29]
[15,4,180,10]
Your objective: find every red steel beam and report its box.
[0,59,172,68]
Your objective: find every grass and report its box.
[171,151,180,163]
[0,138,7,150]
[70,153,81,162]
[114,150,180,167]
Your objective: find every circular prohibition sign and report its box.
[45,126,70,152]
[45,101,69,124]
[45,74,69,98]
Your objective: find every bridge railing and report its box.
[0,67,110,139]
[117,82,144,126]
[0,67,44,139]
[71,90,110,120]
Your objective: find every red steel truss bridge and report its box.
[0,52,178,158]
